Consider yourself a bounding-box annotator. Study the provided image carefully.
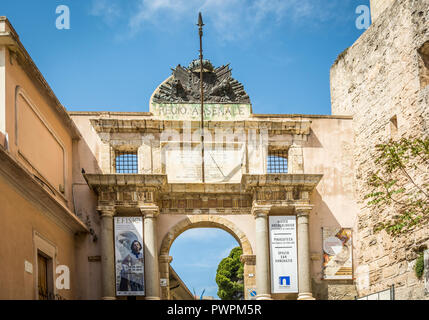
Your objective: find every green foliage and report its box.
[365,137,429,235]
[415,252,425,279]
[215,247,244,300]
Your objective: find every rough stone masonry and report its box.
[331,0,429,299]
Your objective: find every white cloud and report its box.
[90,0,346,42]
[89,0,122,26]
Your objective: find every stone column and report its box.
[297,208,315,300]
[240,255,256,300]
[252,205,272,300]
[97,206,116,300]
[159,255,172,300]
[141,206,160,300]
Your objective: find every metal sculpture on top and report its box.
[152,60,251,104]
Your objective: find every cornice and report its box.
[0,147,89,233]
[89,118,311,135]
[241,174,323,191]
[84,174,168,193]
[0,17,82,140]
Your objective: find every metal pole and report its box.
[198,12,205,183]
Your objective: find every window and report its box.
[267,150,288,173]
[115,150,138,174]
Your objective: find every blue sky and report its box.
[1,0,369,115]
[1,0,370,299]
[170,228,239,299]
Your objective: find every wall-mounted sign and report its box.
[247,288,257,300]
[114,217,145,296]
[269,216,298,294]
[152,103,252,121]
[24,260,33,274]
[322,228,353,280]
[160,278,168,287]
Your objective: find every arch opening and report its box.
[159,216,255,300]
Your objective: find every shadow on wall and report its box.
[72,133,103,300]
[303,128,323,149]
[310,190,357,300]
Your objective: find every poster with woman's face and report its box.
[114,217,145,296]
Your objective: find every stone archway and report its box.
[158,215,255,300]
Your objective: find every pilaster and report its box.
[96,206,116,300]
[296,206,315,300]
[140,205,161,300]
[252,204,272,300]
[159,255,173,300]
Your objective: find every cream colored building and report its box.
[0,0,427,300]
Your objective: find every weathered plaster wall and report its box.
[331,0,429,299]
[0,46,5,134]
[0,18,87,300]
[370,0,396,22]
[5,43,74,210]
[71,112,360,299]
[302,117,359,299]
[0,177,77,300]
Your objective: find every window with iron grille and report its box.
[115,150,138,174]
[267,150,288,173]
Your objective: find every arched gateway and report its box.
[83,59,333,301]
[159,215,254,300]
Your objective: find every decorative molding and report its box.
[251,204,272,218]
[139,205,160,218]
[89,118,311,135]
[159,255,173,264]
[33,230,58,300]
[160,215,253,257]
[240,254,256,265]
[84,173,322,213]
[96,206,115,218]
[15,86,67,194]
[295,204,314,217]
[0,147,88,233]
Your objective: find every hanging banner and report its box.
[269,216,298,294]
[114,217,145,296]
[322,228,353,280]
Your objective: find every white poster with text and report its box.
[269,216,298,294]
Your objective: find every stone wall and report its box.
[331,0,429,299]
[370,0,396,22]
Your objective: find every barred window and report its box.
[267,150,288,173]
[115,151,138,174]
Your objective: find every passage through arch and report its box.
[158,215,255,300]
[160,215,253,257]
